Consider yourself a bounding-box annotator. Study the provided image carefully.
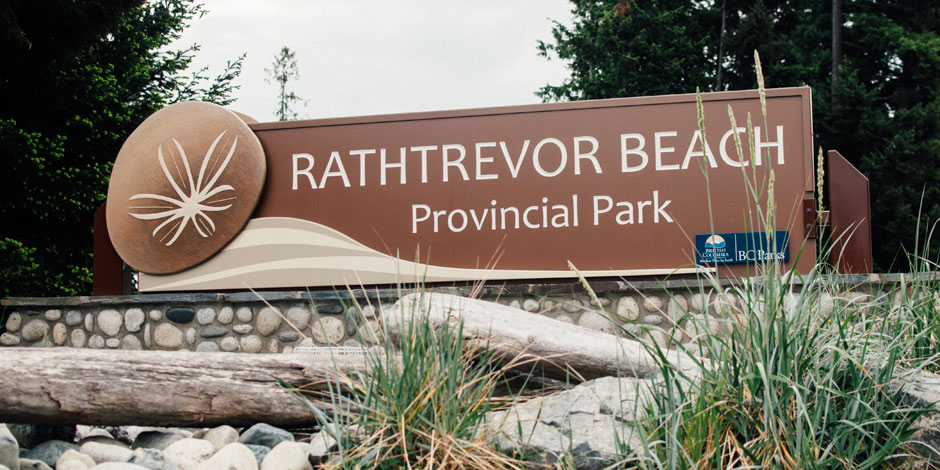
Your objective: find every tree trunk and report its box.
[715,0,728,91]
[386,293,704,381]
[832,0,843,106]
[0,348,372,427]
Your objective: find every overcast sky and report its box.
[169,1,575,122]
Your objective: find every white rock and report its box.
[185,328,196,346]
[256,307,282,337]
[44,309,62,321]
[21,319,49,341]
[236,307,253,323]
[0,333,20,346]
[203,426,238,452]
[124,309,145,333]
[84,313,94,332]
[57,460,91,470]
[96,310,123,337]
[148,309,163,321]
[217,307,235,324]
[65,310,83,326]
[52,322,68,345]
[577,311,613,334]
[240,335,262,353]
[88,463,151,470]
[87,335,105,349]
[79,441,134,463]
[196,308,216,325]
[522,298,539,312]
[121,336,143,350]
[105,338,120,348]
[163,438,214,470]
[5,312,22,332]
[0,424,18,470]
[71,329,87,348]
[196,442,257,470]
[562,298,582,313]
[260,442,311,470]
[153,324,183,348]
[642,296,663,313]
[220,337,239,352]
[286,306,311,330]
[143,323,152,348]
[616,296,640,321]
[667,295,689,323]
[56,449,95,469]
[309,317,345,344]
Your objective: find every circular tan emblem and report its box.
[107,102,266,274]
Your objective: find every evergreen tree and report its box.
[266,46,306,121]
[539,0,940,270]
[0,0,244,297]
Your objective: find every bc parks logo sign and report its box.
[695,231,790,265]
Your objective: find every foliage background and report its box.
[0,0,242,297]
[538,0,940,271]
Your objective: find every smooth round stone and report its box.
[196,307,216,325]
[153,324,184,348]
[217,307,234,324]
[52,323,68,346]
[642,314,664,325]
[236,307,253,323]
[166,307,195,324]
[124,309,145,333]
[96,309,123,337]
[689,293,709,312]
[105,338,120,348]
[65,310,83,326]
[553,315,573,324]
[80,441,133,463]
[197,442,256,470]
[256,307,282,337]
[202,426,239,452]
[163,438,214,470]
[562,298,582,313]
[356,320,380,344]
[186,327,197,345]
[285,306,311,330]
[220,337,239,352]
[148,309,163,321]
[5,312,22,332]
[316,304,343,315]
[310,317,345,344]
[121,336,143,350]
[596,296,613,307]
[260,441,309,470]
[84,313,94,332]
[509,299,522,310]
[70,330,86,348]
[0,333,20,346]
[195,342,219,352]
[129,448,175,470]
[56,449,95,469]
[522,299,539,312]
[200,326,227,338]
[343,338,362,348]
[616,296,640,321]
[143,323,152,348]
[667,295,689,322]
[23,439,77,468]
[132,430,189,451]
[21,319,49,341]
[267,339,282,354]
[642,296,664,312]
[358,305,376,318]
[239,335,262,353]
[578,311,613,333]
[278,331,300,343]
[233,324,253,335]
[297,338,314,348]
[44,309,62,321]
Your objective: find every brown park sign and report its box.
[108,88,816,292]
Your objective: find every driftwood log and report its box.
[386,293,704,381]
[0,348,371,427]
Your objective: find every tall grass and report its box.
[297,291,522,470]
[615,52,930,469]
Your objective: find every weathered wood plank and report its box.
[0,348,369,427]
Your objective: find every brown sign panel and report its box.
[135,88,815,291]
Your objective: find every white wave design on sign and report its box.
[138,217,706,292]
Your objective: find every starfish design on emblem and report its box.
[128,131,238,246]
